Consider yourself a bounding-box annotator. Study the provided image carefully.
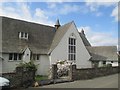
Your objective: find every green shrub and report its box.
[17,60,39,71]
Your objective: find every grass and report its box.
[35,75,48,81]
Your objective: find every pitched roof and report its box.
[1,16,73,54]
[1,16,56,54]
[49,22,73,53]
[79,32,91,46]
[86,46,118,61]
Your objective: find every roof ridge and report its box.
[60,21,73,27]
[2,16,54,28]
[92,46,117,47]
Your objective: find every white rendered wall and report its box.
[34,55,50,75]
[99,61,118,67]
[51,22,91,68]
[106,61,118,66]
[2,53,22,73]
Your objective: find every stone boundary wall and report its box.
[2,67,36,88]
[72,65,119,80]
[50,64,119,81]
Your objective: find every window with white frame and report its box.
[31,54,40,60]
[19,32,28,39]
[68,36,76,61]
[9,53,22,61]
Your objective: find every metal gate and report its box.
[56,60,72,79]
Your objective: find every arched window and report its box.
[68,33,76,61]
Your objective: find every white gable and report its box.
[50,22,91,68]
[23,47,31,63]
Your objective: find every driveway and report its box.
[30,74,118,88]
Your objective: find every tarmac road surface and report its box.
[31,74,119,88]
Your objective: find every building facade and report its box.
[0,16,118,75]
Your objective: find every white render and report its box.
[34,55,50,75]
[2,53,22,73]
[50,22,91,69]
[99,61,118,67]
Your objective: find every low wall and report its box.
[50,64,119,81]
[72,65,119,80]
[2,67,36,88]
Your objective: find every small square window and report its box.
[103,61,106,65]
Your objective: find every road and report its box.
[30,74,119,88]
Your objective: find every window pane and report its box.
[14,53,17,60]
[9,53,13,60]
[25,33,27,38]
[33,54,36,60]
[71,54,73,60]
[74,46,76,53]
[103,61,106,64]
[69,38,71,44]
[74,54,76,60]
[71,46,74,53]
[18,54,22,60]
[68,46,71,53]
[71,38,73,45]
[74,39,76,45]
[21,32,24,37]
[37,54,39,60]
[68,54,71,60]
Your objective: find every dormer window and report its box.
[19,32,28,39]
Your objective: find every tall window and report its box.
[68,37,76,61]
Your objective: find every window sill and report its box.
[8,60,22,62]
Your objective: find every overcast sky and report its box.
[0,0,119,49]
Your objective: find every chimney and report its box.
[54,19,60,29]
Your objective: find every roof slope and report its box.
[79,33,91,46]
[49,22,72,53]
[2,16,56,54]
[86,46,118,61]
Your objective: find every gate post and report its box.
[50,64,58,79]
[69,64,76,81]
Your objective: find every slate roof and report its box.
[79,32,91,46]
[86,46,118,61]
[1,16,56,54]
[49,21,73,53]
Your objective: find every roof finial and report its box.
[54,19,60,29]
[81,28,85,35]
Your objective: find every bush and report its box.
[17,61,39,71]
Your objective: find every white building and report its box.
[0,16,118,75]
